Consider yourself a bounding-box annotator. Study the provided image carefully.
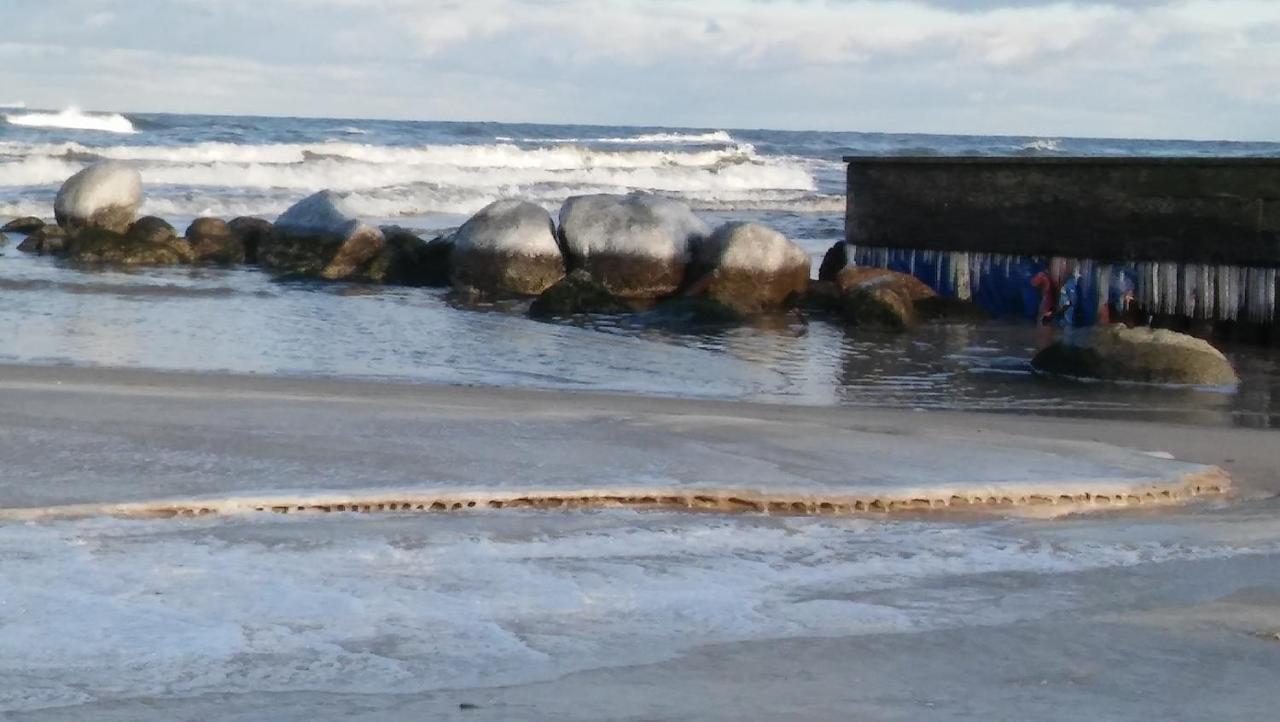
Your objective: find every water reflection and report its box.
[0,252,1276,428]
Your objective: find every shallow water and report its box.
[1,250,1276,428]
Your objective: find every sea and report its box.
[2,107,1278,426]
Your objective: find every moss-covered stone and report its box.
[359,229,454,287]
[127,216,178,245]
[228,217,273,264]
[1032,325,1239,385]
[67,227,194,266]
[16,226,69,255]
[529,269,634,317]
[186,217,243,265]
[2,216,44,234]
[840,285,915,331]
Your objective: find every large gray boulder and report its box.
[54,161,142,235]
[260,191,384,280]
[451,200,565,296]
[690,222,809,314]
[1032,325,1239,386]
[558,193,708,298]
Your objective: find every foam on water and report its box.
[0,510,1273,712]
[3,107,136,134]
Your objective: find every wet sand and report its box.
[1,363,1277,720]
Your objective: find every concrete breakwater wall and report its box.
[844,156,1280,328]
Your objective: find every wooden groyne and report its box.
[844,156,1280,327]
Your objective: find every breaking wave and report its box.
[0,138,832,219]
[1019,138,1063,153]
[3,107,136,134]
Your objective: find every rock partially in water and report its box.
[529,269,633,318]
[818,240,850,282]
[2,216,44,234]
[67,227,195,266]
[228,216,273,264]
[1032,325,1240,386]
[841,284,916,331]
[54,161,142,235]
[836,266,936,302]
[127,216,178,245]
[363,227,453,287]
[558,193,707,299]
[691,222,809,314]
[914,295,991,323]
[451,200,564,296]
[16,225,69,255]
[186,217,243,265]
[261,191,384,280]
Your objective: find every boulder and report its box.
[362,227,453,287]
[529,269,633,318]
[817,241,850,282]
[450,200,565,296]
[186,217,242,265]
[691,222,809,314]
[836,266,936,301]
[260,191,384,280]
[16,225,69,255]
[227,216,273,264]
[2,216,44,234]
[66,227,194,266]
[126,216,178,245]
[558,193,708,298]
[841,285,915,331]
[1031,325,1239,386]
[54,161,143,235]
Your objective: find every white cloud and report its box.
[0,0,1277,138]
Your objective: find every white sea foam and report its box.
[0,138,829,219]
[0,512,1270,712]
[0,101,24,110]
[1021,138,1063,152]
[3,107,136,134]
[515,130,736,145]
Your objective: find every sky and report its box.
[1,0,1278,139]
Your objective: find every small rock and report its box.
[228,216,273,264]
[841,284,915,330]
[16,225,69,255]
[817,240,850,282]
[127,216,178,245]
[2,216,45,234]
[362,227,453,287]
[186,217,243,265]
[529,269,633,317]
[1032,325,1239,386]
[836,266,936,302]
[67,227,194,266]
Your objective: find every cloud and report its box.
[0,0,1277,139]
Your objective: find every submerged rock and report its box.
[451,200,564,296]
[16,225,69,255]
[186,217,242,265]
[260,191,384,280]
[54,161,143,235]
[228,216,273,264]
[1032,325,1239,386]
[67,227,194,266]
[126,216,178,245]
[558,193,707,298]
[691,222,809,314]
[529,269,633,318]
[363,227,453,287]
[2,216,44,234]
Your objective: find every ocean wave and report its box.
[503,130,736,145]
[1019,138,1063,152]
[3,107,136,134]
[0,101,24,110]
